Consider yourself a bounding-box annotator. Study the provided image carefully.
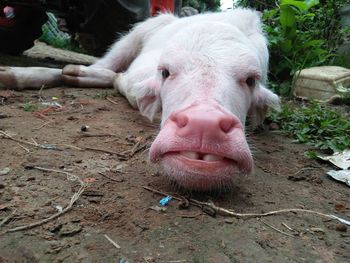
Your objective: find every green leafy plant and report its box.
[22,101,38,112]
[39,13,85,53]
[263,0,333,94]
[237,1,349,95]
[39,16,85,53]
[268,102,350,153]
[92,91,112,100]
[182,0,221,11]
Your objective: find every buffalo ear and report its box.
[248,84,280,126]
[135,77,162,122]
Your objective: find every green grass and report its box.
[22,101,38,112]
[267,102,350,153]
[92,91,112,100]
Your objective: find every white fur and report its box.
[0,8,279,124]
[108,9,278,125]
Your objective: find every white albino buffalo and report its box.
[0,9,279,190]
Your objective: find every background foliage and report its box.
[182,0,221,11]
[268,102,350,153]
[237,0,350,95]
[237,1,350,154]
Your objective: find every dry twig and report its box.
[0,130,126,157]
[73,133,118,143]
[104,234,121,249]
[0,130,37,148]
[292,167,318,176]
[0,209,17,228]
[1,167,87,234]
[76,133,118,139]
[143,186,350,226]
[106,96,119,105]
[178,212,202,218]
[259,219,296,238]
[31,138,39,146]
[33,121,54,131]
[119,139,149,158]
[83,146,128,159]
[38,84,46,101]
[143,186,183,202]
[282,222,295,232]
[17,144,30,153]
[98,171,123,182]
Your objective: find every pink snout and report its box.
[150,103,253,190]
[169,104,243,141]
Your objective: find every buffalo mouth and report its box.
[163,151,236,167]
[175,151,227,162]
[159,151,244,190]
[162,147,246,169]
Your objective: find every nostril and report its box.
[171,113,189,128]
[219,118,236,133]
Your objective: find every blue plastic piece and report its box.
[40,144,57,150]
[159,196,172,206]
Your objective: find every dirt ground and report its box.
[0,51,349,263]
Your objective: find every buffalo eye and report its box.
[245,77,255,88]
[161,69,170,79]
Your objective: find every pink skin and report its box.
[150,102,253,190]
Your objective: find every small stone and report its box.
[133,220,149,232]
[310,227,325,233]
[46,240,64,254]
[82,190,104,197]
[59,223,82,237]
[288,175,306,181]
[149,205,167,213]
[224,219,234,224]
[44,200,52,206]
[80,125,89,132]
[0,167,11,176]
[202,206,216,217]
[341,233,350,238]
[3,192,12,201]
[23,164,34,170]
[28,185,38,191]
[207,253,231,263]
[47,223,63,233]
[0,112,9,119]
[26,176,36,181]
[178,199,190,210]
[18,246,38,263]
[221,239,226,248]
[269,123,280,130]
[87,196,102,203]
[336,224,347,232]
